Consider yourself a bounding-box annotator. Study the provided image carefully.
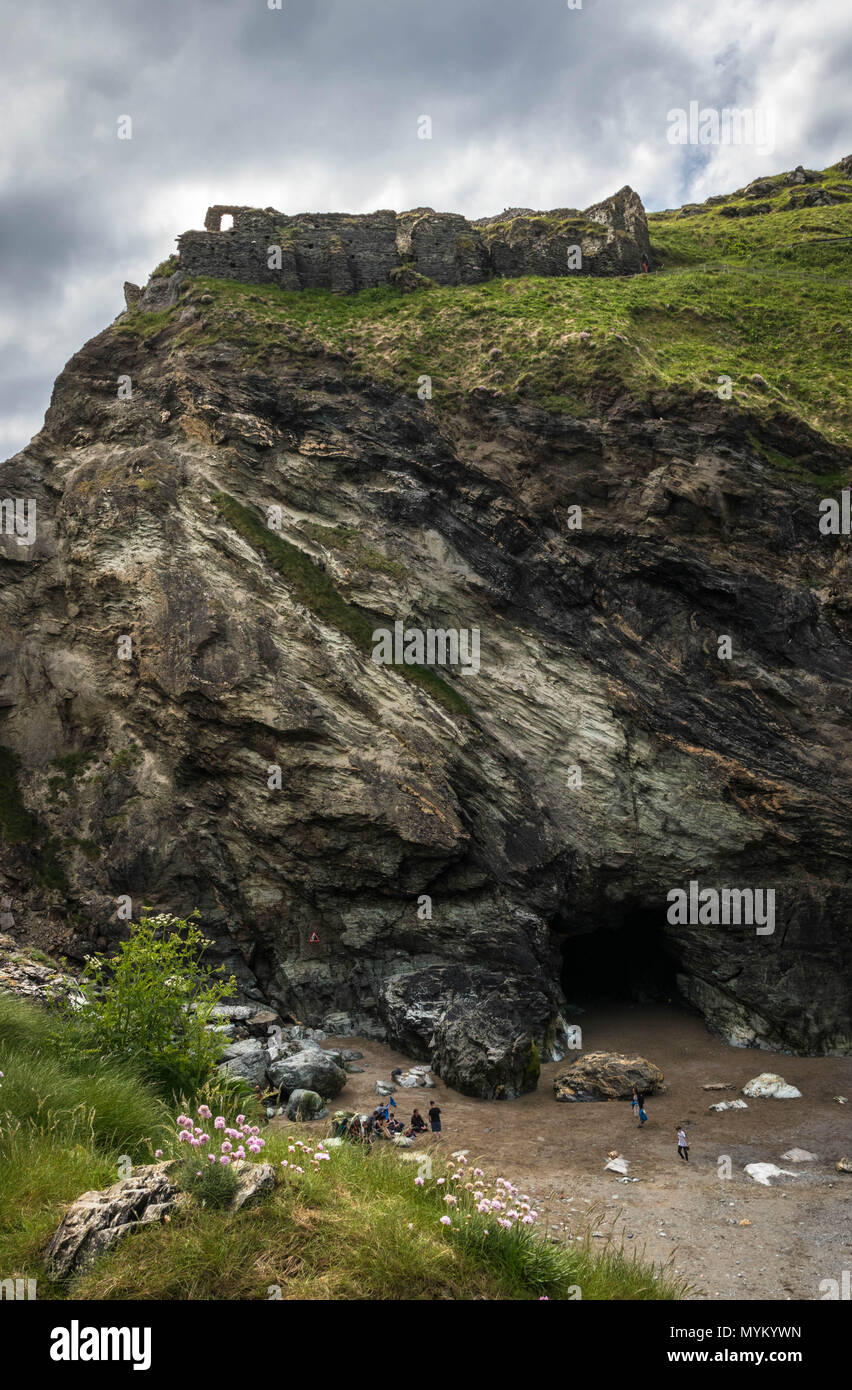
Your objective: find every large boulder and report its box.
[553,1051,665,1102]
[44,1164,179,1280]
[742,1073,802,1099]
[44,1159,277,1278]
[382,964,568,1100]
[218,1037,269,1087]
[268,1048,347,1100]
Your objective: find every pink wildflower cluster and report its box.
[280,1137,333,1177]
[412,1151,539,1233]
[176,1105,266,1167]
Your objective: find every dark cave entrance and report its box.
[558,902,682,1007]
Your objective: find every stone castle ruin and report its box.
[173,185,653,294]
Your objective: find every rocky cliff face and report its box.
[175,186,652,293]
[0,209,850,1096]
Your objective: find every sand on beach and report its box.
[322,1003,852,1300]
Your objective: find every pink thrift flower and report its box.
[220,1155,231,1165]
[221,1141,233,1153]
[197,1105,212,1119]
[414,1176,424,1187]
[154,1149,163,1158]
[236,1114,245,1125]
[437,1178,445,1186]
[214,1116,225,1129]
[440,1216,452,1226]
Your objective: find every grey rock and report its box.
[285,1088,328,1121]
[44,1163,179,1280]
[322,1012,353,1035]
[381,964,564,1100]
[229,1160,276,1210]
[268,1048,347,1100]
[137,269,186,311]
[218,1037,269,1086]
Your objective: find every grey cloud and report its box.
[0,0,848,456]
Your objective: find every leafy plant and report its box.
[59,912,236,1098]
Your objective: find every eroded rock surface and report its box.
[554,1051,665,1102]
[44,1164,179,1280]
[1,246,851,1097]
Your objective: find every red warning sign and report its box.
[308,931,320,944]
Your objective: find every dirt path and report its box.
[323,1004,852,1300]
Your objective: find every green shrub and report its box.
[151,254,179,279]
[57,912,236,1099]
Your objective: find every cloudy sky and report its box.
[1,0,849,458]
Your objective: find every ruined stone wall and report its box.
[177,186,652,292]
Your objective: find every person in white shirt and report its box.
[676,1126,689,1162]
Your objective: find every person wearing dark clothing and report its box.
[428,1104,442,1134]
[677,1126,690,1161]
[410,1109,427,1134]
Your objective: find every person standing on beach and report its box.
[631,1087,639,1120]
[636,1090,647,1126]
[428,1102,442,1137]
[676,1126,689,1161]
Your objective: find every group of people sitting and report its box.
[340,1100,442,1144]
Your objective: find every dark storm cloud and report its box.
[0,0,849,456]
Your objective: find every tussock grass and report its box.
[0,992,171,1285]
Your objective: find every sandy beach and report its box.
[324,1004,852,1301]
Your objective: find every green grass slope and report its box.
[118,156,852,456]
[0,992,684,1301]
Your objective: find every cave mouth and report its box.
[558,902,682,1007]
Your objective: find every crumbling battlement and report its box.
[177,187,653,293]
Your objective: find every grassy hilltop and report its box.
[125,156,852,458]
